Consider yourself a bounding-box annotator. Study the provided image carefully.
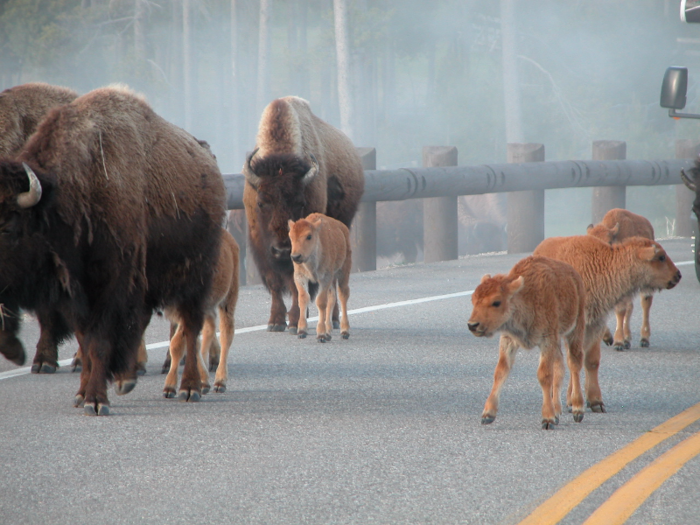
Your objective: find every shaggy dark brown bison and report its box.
[0,85,226,415]
[243,96,364,332]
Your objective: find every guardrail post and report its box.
[675,139,699,237]
[506,143,545,253]
[423,146,458,263]
[591,140,626,224]
[352,148,377,272]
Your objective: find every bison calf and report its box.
[587,208,656,351]
[468,256,586,429]
[288,213,352,342]
[534,235,681,413]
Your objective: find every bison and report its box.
[243,96,364,332]
[587,208,656,351]
[533,235,681,413]
[288,213,352,342]
[468,256,586,429]
[680,158,700,283]
[0,85,226,415]
[0,82,78,372]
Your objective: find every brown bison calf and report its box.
[587,208,655,351]
[288,213,352,342]
[163,229,239,399]
[534,235,681,413]
[468,256,586,429]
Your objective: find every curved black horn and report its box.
[301,153,319,186]
[17,162,43,208]
[681,168,697,192]
[243,148,262,187]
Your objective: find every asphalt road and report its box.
[1,238,699,525]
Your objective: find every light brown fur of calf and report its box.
[468,256,586,429]
[587,208,655,351]
[288,213,352,342]
[164,229,240,396]
[534,235,681,413]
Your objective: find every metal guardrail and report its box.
[222,158,694,210]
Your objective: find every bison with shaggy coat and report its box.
[587,208,656,351]
[533,235,681,413]
[288,213,352,342]
[243,96,364,333]
[468,256,586,429]
[0,82,78,371]
[0,85,226,415]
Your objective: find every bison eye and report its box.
[491,301,501,307]
[257,201,264,209]
[306,234,312,240]
[658,254,666,262]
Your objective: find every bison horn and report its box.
[681,168,697,192]
[17,162,43,208]
[302,153,319,186]
[243,148,262,188]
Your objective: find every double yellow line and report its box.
[518,402,700,525]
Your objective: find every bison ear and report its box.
[288,219,294,231]
[480,274,491,284]
[637,245,657,262]
[507,276,524,295]
[586,224,594,233]
[243,148,262,188]
[610,222,620,236]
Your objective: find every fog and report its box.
[1,0,698,241]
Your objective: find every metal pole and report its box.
[507,143,544,253]
[591,140,626,224]
[423,146,458,263]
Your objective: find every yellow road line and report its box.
[517,402,700,525]
[582,429,700,525]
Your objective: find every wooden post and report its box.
[352,148,377,272]
[423,146,458,263]
[506,143,545,254]
[591,140,626,224]
[675,139,699,237]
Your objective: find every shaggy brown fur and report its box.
[0,82,78,371]
[468,256,586,429]
[0,82,78,158]
[163,228,239,395]
[587,209,656,351]
[0,85,226,415]
[243,96,364,333]
[533,235,681,413]
[288,213,352,342]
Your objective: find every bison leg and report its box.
[81,338,111,416]
[213,307,235,393]
[639,293,653,348]
[161,322,179,373]
[315,282,332,343]
[198,315,218,395]
[208,336,221,372]
[287,276,301,335]
[177,316,204,402]
[135,339,147,376]
[295,275,310,339]
[268,288,288,332]
[612,299,632,351]
[164,323,185,398]
[31,312,67,373]
[0,330,26,367]
[538,341,564,430]
[337,273,351,340]
[565,331,585,423]
[583,331,605,413]
[482,335,518,424]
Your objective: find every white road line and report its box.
[0,288,475,382]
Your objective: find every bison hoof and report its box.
[32,363,57,374]
[298,330,308,339]
[541,419,556,430]
[178,390,201,402]
[208,360,219,373]
[613,342,625,352]
[73,394,85,408]
[640,338,650,348]
[84,403,110,416]
[201,384,210,395]
[136,364,147,376]
[333,320,340,330]
[163,389,176,399]
[590,402,606,413]
[289,326,298,335]
[481,415,495,425]
[624,340,631,349]
[115,380,137,396]
[341,331,350,340]
[267,323,287,332]
[602,335,613,346]
[213,383,226,393]
[573,411,584,423]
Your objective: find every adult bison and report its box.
[243,96,364,332]
[0,85,226,415]
[681,158,700,283]
[0,82,79,372]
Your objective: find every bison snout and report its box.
[667,270,682,289]
[467,321,480,333]
[291,253,303,264]
[270,243,291,259]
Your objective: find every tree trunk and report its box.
[333,0,355,140]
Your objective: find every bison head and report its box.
[467,273,524,338]
[244,149,318,262]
